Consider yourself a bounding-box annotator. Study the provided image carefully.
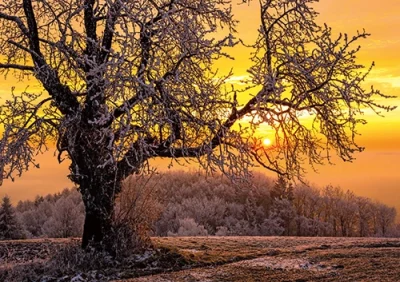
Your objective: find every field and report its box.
[144,237,400,281]
[1,237,400,281]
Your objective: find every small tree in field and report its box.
[0,0,395,250]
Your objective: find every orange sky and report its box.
[1,0,399,213]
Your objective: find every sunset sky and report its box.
[1,0,399,213]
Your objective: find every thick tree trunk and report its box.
[68,130,128,251]
[80,180,121,250]
[82,208,113,249]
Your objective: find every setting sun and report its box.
[263,138,272,146]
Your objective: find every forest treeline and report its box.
[0,171,398,240]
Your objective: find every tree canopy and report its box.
[0,0,395,248]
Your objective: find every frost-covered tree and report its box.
[0,0,395,249]
[42,194,85,238]
[19,199,53,237]
[356,196,373,237]
[15,188,85,238]
[0,195,24,239]
[269,198,296,236]
[271,175,294,201]
[375,203,397,237]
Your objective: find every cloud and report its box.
[225,75,250,85]
[368,76,400,89]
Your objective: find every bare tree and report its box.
[375,203,397,237]
[356,196,373,237]
[0,0,395,249]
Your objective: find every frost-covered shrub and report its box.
[259,217,285,236]
[113,174,164,250]
[215,226,229,236]
[154,203,182,236]
[295,216,333,237]
[168,218,208,237]
[228,219,260,236]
